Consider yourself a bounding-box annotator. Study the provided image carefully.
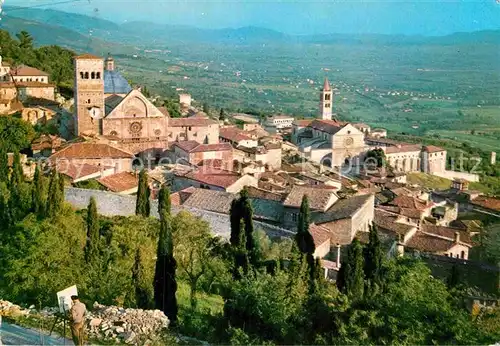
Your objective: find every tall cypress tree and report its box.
[32,164,44,215]
[154,211,178,323]
[364,224,383,290]
[0,147,8,183]
[10,151,24,187]
[240,188,256,266]
[229,198,242,247]
[0,191,12,229]
[337,238,365,299]
[133,247,152,309]
[46,171,63,218]
[158,184,171,217]
[85,197,100,264]
[136,169,150,217]
[295,195,316,282]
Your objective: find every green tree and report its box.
[84,197,100,264]
[240,188,257,267]
[230,198,242,247]
[157,184,171,217]
[135,169,150,217]
[219,108,226,121]
[154,211,178,323]
[366,148,386,168]
[31,164,44,215]
[364,224,383,293]
[295,195,316,285]
[202,102,210,114]
[337,238,365,299]
[0,117,35,152]
[16,31,34,50]
[132,247,153,309]
[46,171,63,218]
[164,99,182,118]
[10,151,24,187]
[0,147,8,183]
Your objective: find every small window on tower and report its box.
[80,72,84,79]
[325,103,330,108]
[96,72,101,79]
[325,94,331,101]
[91,72,95,79]
[88,99,91,104]
[85,72,89,79]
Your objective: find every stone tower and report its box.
[320,77,332,120]
[74,54,105,136]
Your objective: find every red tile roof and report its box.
[98,172,139,192]
[191,143,233,153]
[171,186,197,206]
[31,134,65,151]
[11,65,49,77]
[389,195,431,211]
[219,127,253,143]
[173,140,200,152]
[424,145,446,153]
[16,81,56,88]
[421,225,473,246]
[283,185,337,211]
[50,143,135,160]
[56,162,103,181]
[385,144,422,154]
[470,196,500,212]
[321,259,339,270]
[246,186,283,202]
[74,54,102,60]
[309,119,345,134]
[185,169,240,188]
[169,117,217,127]
[406,232,460,253]
[310,223,333,248]
[374,209,416,236]
[322,77,331,91]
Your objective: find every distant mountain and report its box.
[3,6,500,46]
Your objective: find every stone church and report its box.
[292,78,367,167]
[73,54,218,156]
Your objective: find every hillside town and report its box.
[0,48,499,345]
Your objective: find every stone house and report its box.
[31,134,66,158]
[98,171,142,194]
[0,56,11,82]
[57,162,115,184]
[219,126,258,148]
[10,65,50,84]
[172,140,233,168]
[21,105,56,125]
[173,168,257,194]
[235,143,282,170]
[17,82,55,101]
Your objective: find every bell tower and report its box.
[320,77,333,120]
[74,54,105,136]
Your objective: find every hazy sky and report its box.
[6,0,500,35]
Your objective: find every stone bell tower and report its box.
[320,77,333,120]
[74,54,105,136]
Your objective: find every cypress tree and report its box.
[295,195,316,281]
[85,197,100,264]
[32,164,44,215]
[233,218,250,279]
[337,238,365,299]
[0,191,12,229]
[154,211,178,323]
[364,224,383,288]
[46,171,63,218]
[0,147,8,183]
[135,169,150,217]
[10,151,23,187]
[157,184,171,217]
[133,247,152,309]
[240,188,256,266]
[229,198,242,247]
[448,264,460,289]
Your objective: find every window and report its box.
[292,213,298,222]
[87,99,91,104]
[80,72,84,79]
[96,72,101,79]
[91,72,95,79]
[325,94,331,101]
[84,72,89,79]
[325,103,330,108]
[461,251,465,259]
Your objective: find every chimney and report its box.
[336,243,341,269]
[455,231,460,244]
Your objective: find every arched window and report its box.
[84,72,89,79]
[80,72,84,79]
[91,72,95,79]
[96,72,101,79]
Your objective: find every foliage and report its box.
[363,224,383,293]
[45,171,64,219]
[365,148,386,168]
[132,247,153,309]
[157,184,171,216]
[31,164,45,215]
[295,195,316,287]
[135,169,150,217]
[0,146,8,183]
[84,197,100,264]
[337,238,365,299]
[164,99,182,118]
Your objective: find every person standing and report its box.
[69,295,86,346]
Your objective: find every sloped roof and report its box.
[389,195,431,211]
[421,224,473,245]
[98,172,139,192]
[31,134,65,151]
[183,189,235,214]
[246,186,283,201]
[11,65,49,77]
[470,196,500,212]
[374,209,416,236]
[322,77,331,91]
[50,142,135,160]
[283,185,337,211]
[169,118,217,127]
[16,81,55,88]
[185,169,240,188]
[385,144,422,154]
[220,127,253,143]
[173,140,201,152]
[104,94,124,115]
[309,119,344,135]
[406,232,459,253]
[310,223,333,248]
[293,119,314,127]
[315,194,373,224]
[56,162,103,181]
[173,140,232,153]
[104,70,132,95]
[423,145,446,153]
[74,54,102,60]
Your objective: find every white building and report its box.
[266,114,295,129]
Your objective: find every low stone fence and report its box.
[64,187,294,240]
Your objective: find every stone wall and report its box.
[64,188,293,240]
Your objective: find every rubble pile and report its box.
[0,300,31,317]
[85,303,170,344]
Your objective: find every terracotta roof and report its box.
[0,83,16,89]
[197,159,225,169]
[315,194,373,224]
[321,259,339,270]
[406,232,459,253]
[11,65,49,77]
[283,185,337,211]
[183,189,235,214]
[421,224,473,246]
[173,140,201,152]
[220,127,253,143]
[470,196,500,212]
[16,81,55,88]
[169,117,217,127]
[310,223,333,248]
[322,78,331,91]
[98,172,139,192]
[246,186,283,202]
[31,134,65,151]
[309,119,344,135]
[424,145,446,153]
[55,162,103,181]
[185,169,240,188]
[191,143,233,153]
[385,144,422,154]
[293,119,314,127]
[74,54,102,60]
[389,195,431,211]
[374,209,416,236]
[171,186,196,206]
[50,143,135,160]
[399,208,423,219]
